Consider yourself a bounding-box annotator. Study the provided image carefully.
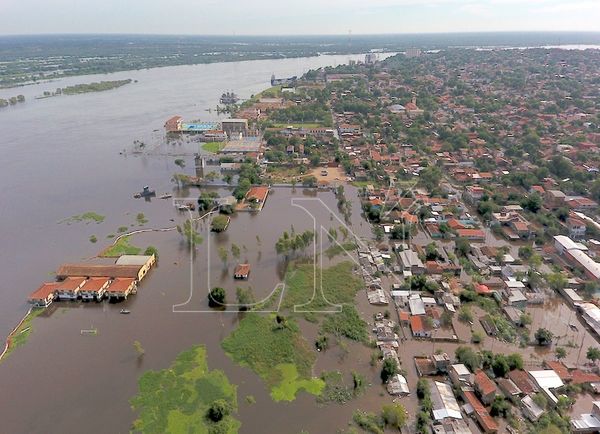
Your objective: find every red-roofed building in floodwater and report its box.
[165,116,183,133]
[245,186,269,210]
[462,390,499,433]
[106,278,137,299]
[28,282,60,307]
[475,369,498,405]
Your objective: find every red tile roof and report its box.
[545,361,572,381]
[107,278,135,293]
[246,186,269,202]
[475,369,498,396]
[81,277,109,292]
[508,370,537,395]
[410,315,424,332]
[56,277,86,291]
[234,263,250,276]
[29,282,59,301]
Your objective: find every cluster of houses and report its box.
[28,255,156,307]
[413,353,600,433]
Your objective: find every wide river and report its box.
[0,53,392,433]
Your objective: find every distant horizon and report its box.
[1,30,600,38]
[1,0,599,36]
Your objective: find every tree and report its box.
[490,395,510,417]
[380,358,398,384]
[236,287,255,311]
[518,245,533,260]
[177,220,203,246]
[521,193,542,213]
[208,287,226,308]
[133,340,145,358]
[174,158,185,168]
[507,353,523,371]
[546,272,567,291]
[218,247,228,268]
[535,328,554,346]
[207,399,230,422]
[419,165,442,192]
[458,306,473,323]
[455,346,481,372]
[381,404,407,430]
[144,246,159,260]
[302,176,318,187]
[230,243,241,258]
[492,354,510,378]
[416,378,430,399]
[372,225,384,242]
[586,346,600,364]
[555,347,567,360]
[211,215,230,232]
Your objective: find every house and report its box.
[79,278,110,301]
[106,278,137,299]
[28,282,59,307]
[508,370,538,395]
[528,370,564,406]
[545,190,566,209]
[521,395,545,421]
[245,186,269,206]
[387,374,410,396]
[410,315,431,338]
[233,263,250,279]
[456,229,485,241]
[432,419,473,434]
[431,381,463,421]
[497,378,522,399]
[114,255,156,281]
[449,364,472,387]
[462,390,499,433]
[55,277,86,300]
[567,215,587,239]
[571,401,600,433]
[474,370,498,405]
[503,306,524,326]
[398,249,425,274]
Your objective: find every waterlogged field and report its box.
[131,345,239,434]
[221,313,320,402]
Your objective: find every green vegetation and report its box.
[275,229,315,258]
[61,211,105,224]
[282,261,363,311]
[221,313,321,402]
[208,287,226,308]
[320,305,368,342]
[130,345,239,434]
[144,246,159,260]
[89,235,97,243]
[101,236,142,257]
[1,308,44,361]
[136,213,148,225]
[61,79,132,95]
[211,215,230,232]
[318,371,366,404]
[380,358,399,384]
[271,123,324,129]
[177,220,203,246]
[270,363,324,402]
[324,241,357,259]
[381,404,408,430]
[352,410,384,434]
[202,142,226,153]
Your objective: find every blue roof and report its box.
[181,122,220,131]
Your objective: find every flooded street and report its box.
[0,53,399,433]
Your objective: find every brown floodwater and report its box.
[0,53,405,433]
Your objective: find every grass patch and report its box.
[136,213,148,225]
[202,142,226,153]
[221,313,320,402]
[131,345,239,434]
[2,309,45,360]
[101,236,141,257]
[270,363,324,402]
[352,410,385,434]
[324,242,357,259]
[60,211,105,224]
[282,261,363,311]
[321,305,368,342]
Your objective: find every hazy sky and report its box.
[1,0,599,35]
